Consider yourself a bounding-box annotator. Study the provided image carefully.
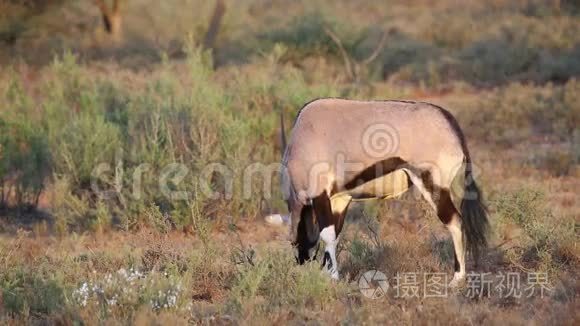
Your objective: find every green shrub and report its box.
[459,80,580,145]
[404,9,580,85]
[52,113,122,188]
[340,204,389,279]
[51,177,111,234]
[492,188,575,272]
[25,43,345,230]
[259,12,362,63]
[0,268,66,316]
[0,118,50,209]
[379,32,440,82]
[227,249,340,314]
[526,143,580,176]
[457,39,539,85]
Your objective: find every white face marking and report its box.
[320,225,339,280]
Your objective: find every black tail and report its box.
[460,161,489,262]
[280,109,287,158]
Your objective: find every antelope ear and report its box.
[264,213,290,226]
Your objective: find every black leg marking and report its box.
[313,191,348,279]
[436,189,458,225]
[312,191,334,230]
[312,191,352,235]
[433,188,462,272]
[322,251,332,270]
[343,157,406,190]
[407,169,462,273]
[296,205,319,264]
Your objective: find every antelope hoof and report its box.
[322,252,339,280]
[449,272,466,288]
[326,268,339,280]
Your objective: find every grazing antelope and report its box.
[280,98,488,286]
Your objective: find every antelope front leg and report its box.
[448,215,467,287]
[313,192,351,280]
[320,225,339,279]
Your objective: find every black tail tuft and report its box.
[460,163,489,263]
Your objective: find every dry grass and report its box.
[0,141,578,324]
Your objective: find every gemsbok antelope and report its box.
[280,98,488,286]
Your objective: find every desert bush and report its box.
[0,71,51,210]
[0,49,224,226]
[0,42,347,230]
[70,267,190,319]
[526,134,580,176]
[0,267,66,316]
[52,113,122,188]
[457,38,540,85]
[390,6,580,86]
[379,31,441,83]
[459,80,580,145]
[259,12,359,62]
[529,150,577,177]
[450,14,580,85]
[340,205,389,279]
[50,177,113,234]
[186,244,234,302]
[538,45,580,83]
[0,118,50,209]
[227,249,342,315]
[492,188,576,273]
[39,53,123,189]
